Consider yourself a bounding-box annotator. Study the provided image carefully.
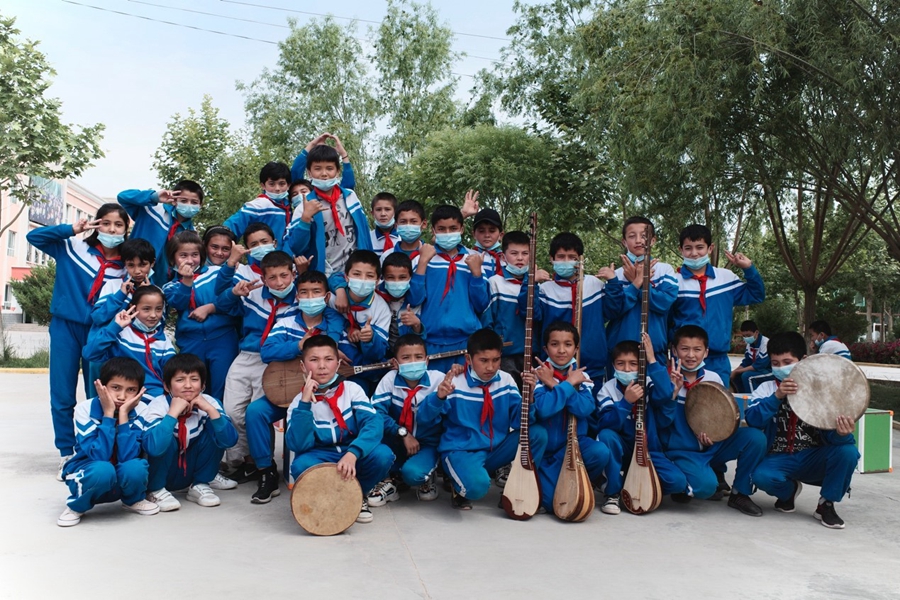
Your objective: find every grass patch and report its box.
[0,348,50,369]
[870,382,900,415]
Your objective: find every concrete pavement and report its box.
[1,372,899,600]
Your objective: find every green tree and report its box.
[9,262,54,326]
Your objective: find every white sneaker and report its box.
[147,488,181,512]
[57,455,73,482]
[122,499,160,516]
[57,506,82,527]
[416,473,439,501]
[601,494,621,515]
[187,483,220,507]
[367,479,400,507]
[356,500,373,523]
[209,473,238,490]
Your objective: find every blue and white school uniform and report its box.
[285,379,393,495]
[83,321,175,401]
[290,149,356,190]
[223,194,293,251]
[370,226,401,257]
[737,334,772,393]
[746,379,858,503]
[86,278,135,390]
[670,264,765,383]
[117,190,194,287]
[26,224,125,455]
[817,337,852,359]
[334,290,392,389]
[484,269,525,358]
[137,394,238,491]
[473,244,502,279]
[375,285,424,357]
[61,398,149,513]
[604,261,677,359]
[212,260,263,296]
[417,368,548,501]
[372,370,444,486]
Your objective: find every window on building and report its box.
[7,231,16,256]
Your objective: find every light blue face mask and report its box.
[681,360,706,373]
[131,318,156,333]
[548,357,576,371]
[347,278,376,298]
[397,225,422,243]
[477,241,502,252]
[626,251,646,263]
[175,203,201,219]
[249,244,275,261]
[378,217,396,230]
[553,260,578,279]
[265,190,289,201]
[506,263,528,277]
[814,338,825,348]
[398,361,427,382]
[318,372,340,389]
[742,335,757,345]
[384,280,410,298]
[614,369,639,386]
[291,193,307,209]
[682,254,711,270]
[434,232,461,251]
[298,297,327,317]
[96,232,124,248]
[771,363,797,381]
[268,283,295,300]
[311,177,341,192]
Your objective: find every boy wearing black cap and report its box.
[472,208,504,279]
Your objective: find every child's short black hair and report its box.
[243,222,275,245]
[260,250,294,274]
[467,328,503,355]
[740,320,758,332]
[129,285,165,309]
[622,216,655,239]
[84,203,130,248]
[297,269,329,288]
[394,333,427,355]
[768,331,807,360]
[120,238,156,263]
[344,250,381,278]
[173,180,204,203]
[99,356,145,388]
[372,192,398,211]
[543,321,580,347]
[259,161,291,184]
[430,204,464,227]
[673,325,710,348]
[307,144,341,170]
[549,232,584,258]
[382,252,413,276]
[679,224,712,247]
[203,225,235,246]
[163,353,208,388]
[501,231,530,252]
[290,179,311,193]
[611,340,640,362]
[808,320,832,336]
[166,231,207,268]
[302,334,338,354]
[396,199,426,221]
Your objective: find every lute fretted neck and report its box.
[517,213,538,467]
[634,226,653,466]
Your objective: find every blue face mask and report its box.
[249,244,275,261]
[298,297,327,317]
[742,335,756,345]
[384,280,410,298]
[175,203,200,218]
[548,357,576,371]
[626,251,646,263]
[318,372,340,389]
[398,361,427,382]
[553,260,578,279]
[477,241,502,251]
[771,363,797,381]
[681,360,705,373]
[311,177,341,192]
[682,254,711,270]
[378,217,396,230]
[397,225,422,243]
[347,278,376,298]
[614,369,639,386]
[506,263,528,277]
[131,318,156,333]
[814,338,825,348]
[96,232,124,248]
[434,232,461,251]
[268,283,295,300]
[265,190,289,201]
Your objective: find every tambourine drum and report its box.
[290,464,361,536]
[787,354,869,430]
[684,381,740,442]
[262,358,305,408]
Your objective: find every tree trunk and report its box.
[866,282,873,342]
[887,302,894,341]
[802,285,818,335]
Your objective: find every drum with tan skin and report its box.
[290,464,362,536]
[786,354,869,429]
[262,358,307,408]
[685,381,741,442]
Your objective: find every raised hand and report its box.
[305,133,329,151]
[300,375,319,403]
[461,189,480,218]
[227,244,250,267]
[464,251,483,277]
[597,262,616,281]
[156,190,179,205]
[119,386,146,418]
[294,254,313,275]
[168,396,191,417]
[418,243,437,264]
[115,306,137,328]
[623,381,644,404]
[328,133,348,159]
[73,218,101,235]
[669,357,684,398]
[232,279,263,297]
[437,369,457,399]
[531,358,557,389]
[534,268,551,283]
[357,317,374,343]
[120,278,135,295]
[775,377,799,400]
[642,332,657,364]
[566,366,589,388]
[177,261,195,280]
[399,306,420,329]
[724,250,752,269]
[94,380,117,417]
[300,198,327,223]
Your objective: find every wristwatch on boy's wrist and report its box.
[398,427,409,437]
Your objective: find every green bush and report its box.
[9,262,55,326]
[0,348,49,368]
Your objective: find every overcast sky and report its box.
[4,0,520,198]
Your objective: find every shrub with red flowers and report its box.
[849,341,900,365]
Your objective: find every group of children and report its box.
[30,135,860,530]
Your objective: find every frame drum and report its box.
[787,354,869,430]
[684,381,740,442]
[290,464,362,536]
[262,358,305,408]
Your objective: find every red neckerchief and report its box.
[547,361,568,383]
[554,278,578,324]
[249,262,263,277]
[87,253,122,304]
[347,304,368,335]
[187,273,201,309]
[477,383,495,449]
[377,228,395,251]
[130,326,162,379]
[316,187,345,236]
[316,382,348,438]
[683,372,706,391]
[438,252,465,300]
[692,273,709,312]
[479,246,504,271]
[398,383,422,431]
[258,193,291,230]
[260,298,288,346]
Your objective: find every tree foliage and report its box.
[9,262,54,326]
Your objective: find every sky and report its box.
[3,0,521,198]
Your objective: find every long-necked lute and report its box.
[501,212,542,520]
[621,226,663,514]
[552,258,595,522]
[336,349,467,379]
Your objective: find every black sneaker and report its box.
[251,466,280,504]
[727,492,763,517]
[815,500,845,529]
[226,462,259,484]
[451,490,472,510]
[670,493,693,504]
[774,481,803,513]
[716,470,731,494]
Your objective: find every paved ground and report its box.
[1,372,899,600]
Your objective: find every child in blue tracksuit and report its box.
[247,270,344,503]
[370,334,444,506]
[409,205,491,373]
[731,320,772,393]
[27,204,130,468]
[661,325,767,516]
[483,231,530,387]
[162,231,239,401]
[285,335,394,524]
[57,357,159,527]
[594,336,686,514]
[669,224,765,384]
[137,354,238,512]
[531,322,610,514]
[604,217,678,364]
[116,179,203,287]
[380,199,427,264]
[519,232,622,383]
[808,320,852,359]
[746,332,859,529]
[470,207,504,279]
[223,161,295,250]
[417,328,548,510]
[212,223,278,296]
[378,252,424,355]
[369,192,400,257]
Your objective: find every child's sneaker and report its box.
[147,488,181,512]
[367,479,400,507]
[493,463,511,488]
[187,483,220,507]
[601,494,621,515]
[356,500,373,523]
[56,455,73,482]
[122,499,160,516]
[774,481,803,513]
[451,490,472,510]
[57,506,82,527]
[815,499,845,529]
[224,462,259,484]
[416,473,439,501]
[251,466,280,504]
[209,473,238,490]
[727,492,763,517]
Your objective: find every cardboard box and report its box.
[854,409,894,474]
